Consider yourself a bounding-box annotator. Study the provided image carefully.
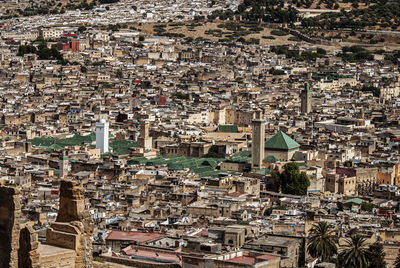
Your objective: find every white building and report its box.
[40,28,64,40]
[96,119,109,154]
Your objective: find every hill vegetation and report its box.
[302,0,400,30]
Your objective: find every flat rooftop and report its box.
[40,244,76,257]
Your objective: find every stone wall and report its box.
[18,225,40,268]
[100,255,181,268]
[46,180,94,268]
[0,186,21,268]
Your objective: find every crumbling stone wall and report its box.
[47,179,94,268]
[18,225,40,268]
[0,186,21,268]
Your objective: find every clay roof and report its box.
[124,248,180,263]
[105,230,164,242]
[227,256,255,265]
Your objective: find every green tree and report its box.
[78,25,87,32]
[307,222,338,262]
[274,162,310,195]
[394,249,400,268]
[361,202,375,212]
[316,47,326,55]
[204,145,222,158]
[366,242,386,268]
[173,92,189,100]
[338,234,369,268]
[116,69,123,78]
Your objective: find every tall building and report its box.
[251,110,265,170]
[96,119,109,154]
[59,151,68,178]
[138,121,152,150]
[300,83,312,114]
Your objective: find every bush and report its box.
[262,35,275,39]
[361,202,375,212]
[78,25,87,32]
[271,30,289,36]
[173,92,189,100]
[269,67,285,75]
[288,36,300,41]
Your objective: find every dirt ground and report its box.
[133,21,303,46]
[130,21,400,51]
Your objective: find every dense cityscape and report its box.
[0,0,400,267]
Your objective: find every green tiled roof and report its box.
[200,159,218,168]
[263,155,279,163]
[109,140,138,156]
[28,133,96,148]
[343,198,363,205]
[128,155,225,173]
[127,157,148,165]
[265,131,300,150]
[218,125,239,133]
[255,168,271,175]
[233,150,251,158]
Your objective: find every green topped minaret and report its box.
[300,83,312,114]
[59,151,68,178]
[251,110,265,170]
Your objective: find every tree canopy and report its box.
[394,249,400,268]
[307,222,338,262]
[301,0,400,30]
[271,162,310,195]
[17,37,67,64]
[338,234,369,268]
[366,242,386,268]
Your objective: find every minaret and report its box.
[300,83,312,114]
[138,121,152,150]
[96,119,109,154]
[59,151,68,178]
[251,110,265,170]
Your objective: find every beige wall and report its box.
[265,149,297,161]
[40,245,76,268]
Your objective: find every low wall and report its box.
[100,254,181,268]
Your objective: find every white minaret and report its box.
[96,119,109,154]
[59,151,69,178]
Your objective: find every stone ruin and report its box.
[0,179,94,268]
[0,187,21,268]
[47,179,94,267]
[18,225,40,268]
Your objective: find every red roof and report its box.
[105,230,164,242]
[125,248,179,262]
[257,254,279,261]
[227,256,255,265]
[194,230,208,237]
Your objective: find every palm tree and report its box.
[367,242,386,268]
[338,234,369,268]
[394,249,400,268]
[307,221,338,262]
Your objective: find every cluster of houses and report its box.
[0,12,399,268]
